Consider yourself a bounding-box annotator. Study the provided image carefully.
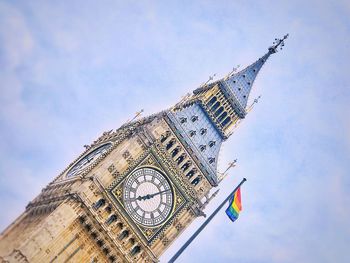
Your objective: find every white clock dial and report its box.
[123,167,174,227]
[67,143,112,178]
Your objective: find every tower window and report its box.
[130,246,141,256]
[171,147,180,158]
[103,247,110,255]
[233,80,236,83]
[247,82,251,85]
[199,145,206,152]
[214,106,224,117]
[97,239,104,247]
[106,214,118,225]
[129,238,135,245]
[200,128,207,135]
[180,117,187,124]
[105,205,112,214]
[218,112,227,122]
[209,141,216,148]
[189,130,196,137]
[243,95,247,98]
[79,216,86,223]
[211,101,220,111]
[93,199,106,210]
[166,139,175,150]
[238,87,241,91]
[181,161,191,172]
[243,74,246,78]
[85,224,92,231]
[109,255,116,262]
[191,115,198,122]
[119,230,129,240]
[253,69,256,72]
[222,116,232,127]
[91,232,98,239]
[191,176,201,186]
[207,96,217,107]
[176,154,185,164]
[208,157,215,164]
[186,169,196,179]
[160,131,171,143]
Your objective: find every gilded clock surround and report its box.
[109,149,188,244]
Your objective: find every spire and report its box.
[221,34,288,116]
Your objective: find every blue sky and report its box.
[0,0,349,262]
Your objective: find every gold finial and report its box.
[224,65,241,80]
[202,189,220,209]
[269,33,289,54]
[246,95,262,113]
[200,73,216,87]
[218,159,238,182]
[127,109,144,123]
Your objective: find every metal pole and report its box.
[168,178,247,263]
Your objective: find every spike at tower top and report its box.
[220,34,289,116]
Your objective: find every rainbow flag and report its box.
[225,187,242,222]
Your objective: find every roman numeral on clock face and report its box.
[123,167,174,227]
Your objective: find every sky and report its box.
[0,0,350,262]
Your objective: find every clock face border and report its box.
[108,150,188,244]
[122,167,175,227]
[65,142,113,178]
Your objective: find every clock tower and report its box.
[0,36,287,263]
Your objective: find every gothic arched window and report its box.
[79,216,86,223]
[191,177,201,186]
[191,115,199,122]
[93,199,106,210]
[186,169,196,179]
[97,239,104,247]
[222,116,231,127]
[171,147,180,158]
[215,106,224,117]
[166,139,175,150]
[105,205,112,214]
[209,141,216,147]
[218,112,227,122]
[129,238,135,245]
[181,161,191,172]
[160,131,171,143]
[106,214,118,225]
[180,117,187,124]
[200,128,207,135]
[119,230,129,240]
[130,245,141,256]
[103,247,110,255]
[207,96,217,107]
[85,224,92,231]
[211,101,220,111]
[176,154,185,165]
[91,232,98,240]
[189,130,196,137]
[199,145,206,152]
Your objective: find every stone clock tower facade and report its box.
[0,36,287,263]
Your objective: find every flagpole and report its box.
[168,178,247,263]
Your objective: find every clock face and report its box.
[66,143,112,178]
[123,167,174,227]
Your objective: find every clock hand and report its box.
[136,189,171,201]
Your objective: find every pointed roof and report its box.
[210,34,288,118]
